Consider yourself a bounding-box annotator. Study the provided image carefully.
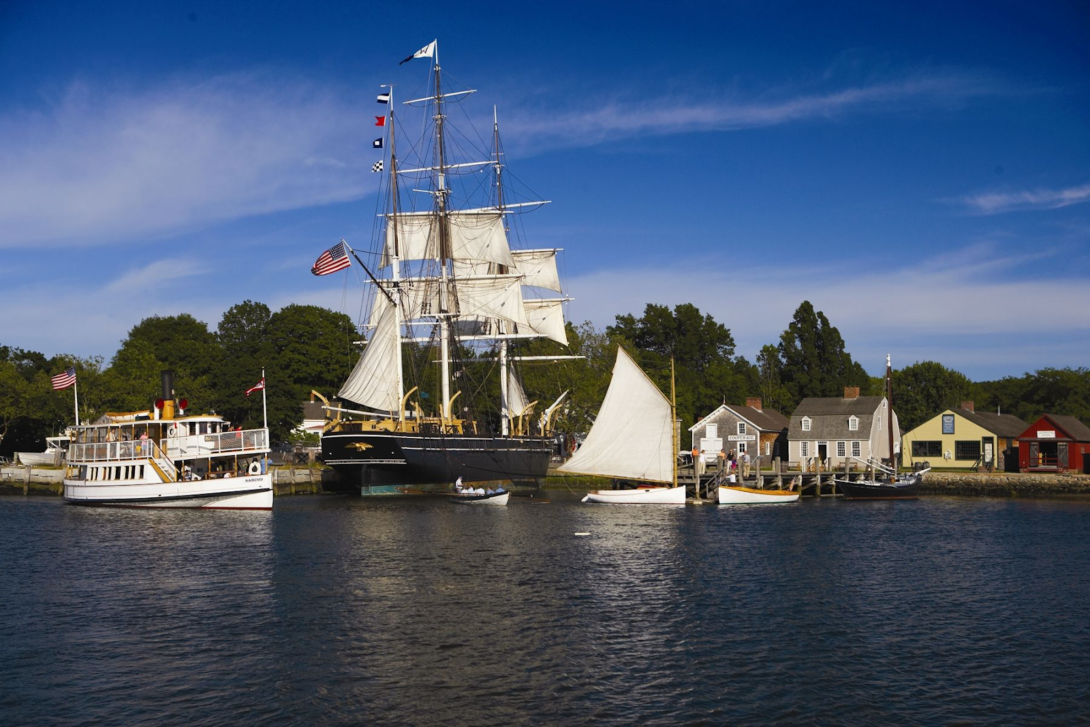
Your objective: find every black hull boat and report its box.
[834,473,922,500]
[322,430,552,495]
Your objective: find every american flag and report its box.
[311,241,351,276]
[51,367,76,390]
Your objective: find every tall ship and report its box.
[319,41,571,496]
[63,371,273,509]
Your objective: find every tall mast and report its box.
[671,356,678,488]
[886,353,894,474]
[433,46,453,425]
[494,106,511,436]
[386,84,406,421]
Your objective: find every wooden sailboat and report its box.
[834,355,927,500]
[562,348,686,504]
[318,41,571,496]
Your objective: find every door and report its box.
[817,442,828,463]
[1058,442,1069,470]
[982,437,994,469]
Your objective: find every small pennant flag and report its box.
[372,160,383,173]
[373,138,383,149]
[312,241,352,276]
[400,40,436,65]
[377,92,390,104]
[51,367,76,391]
[245,378,265,397]
[375,116,385,127]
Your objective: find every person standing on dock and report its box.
[742,450,751,479]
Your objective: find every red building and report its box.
[1017,414,1090,474]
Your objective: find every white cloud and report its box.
[0,73,372,249]
[501,71,1006,153]
[956,183,1090,215]
[565,245,1090,379]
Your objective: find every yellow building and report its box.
[901,402,1026,472]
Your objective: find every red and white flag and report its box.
[245,378,265,397]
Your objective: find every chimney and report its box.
[844,386,860,399]
[746,397,762,411]
[961,400,974,412]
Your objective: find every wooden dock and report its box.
[681,456,887,500]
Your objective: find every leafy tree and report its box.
[892,361,972,431]
[972,367,1090,423]
[776,301,870,409]
[0,360,31,452]
[756,344,791,413]
[212,301,273,427]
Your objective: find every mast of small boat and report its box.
[886,353,894,478]
[671,356,678,489]
[385,84,406,423]
[432,44,454,426]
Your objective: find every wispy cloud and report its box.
[956,183,1090,215]
[502,70,1007,153]
[0,73,371,249]
[565,243,1090,379]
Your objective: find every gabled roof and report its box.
[689,403,789,433]
[1020,414,1090,441]
[792,396,885,417]
[954,408,1027,438]
[788,396,886,440]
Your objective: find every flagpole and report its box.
[261,367,268,430]
[73,376,80,427]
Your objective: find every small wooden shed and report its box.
[1017,414,1090,474]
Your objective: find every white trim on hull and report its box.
[581,485,686,504]
[717,486,800,505]
[64,474,273,510]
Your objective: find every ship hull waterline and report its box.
[833,477,921,500]
[322,430,553,495]
[64,474,273,510]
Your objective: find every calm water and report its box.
[2,493,1089,725]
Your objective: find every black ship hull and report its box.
[322,430,553,495]
[834,475,921,500]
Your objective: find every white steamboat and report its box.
[63,372,273,510]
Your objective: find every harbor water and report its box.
[2,493,1089,725]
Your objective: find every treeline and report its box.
[3,299,1088,455]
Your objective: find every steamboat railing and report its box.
[162,428,269,460]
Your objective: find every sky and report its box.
[1,0,1088,381]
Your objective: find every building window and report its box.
[706,424,717,440]
[802,417,811,432]
[912,441,942,457]
[837,441,846,457]
[800,441,809,457]
[765,441,771,456]
[955,440,981,460]
[738,422,747,436]
[851,441,861,457]
[848,416,859,431]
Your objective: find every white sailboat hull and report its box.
[64,474,273,510]
[581,485,686,504]
[16,452,61,467]
[717,486,800,505]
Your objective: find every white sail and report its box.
[522,299,568,345]
[382,211,515,268]
[508,369,529,415]
[454,275,529,326]
[558,347,673,483]
[511,249,562,292]
[338,296,401,412]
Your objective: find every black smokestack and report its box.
[161,370,174,402]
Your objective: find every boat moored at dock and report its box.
[63,371,272,510]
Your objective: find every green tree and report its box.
[777,301,869,409]
[893,361,972,431]
[0,359,31,451]
[212,301,273,427]
[756,344,791,413]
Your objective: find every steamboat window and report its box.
[912,441,942,457]
[852,441,861,457]
[199,422,208,435]
[837,441,846,457]
[955,441,981,460]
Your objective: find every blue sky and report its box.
[2,0,1088,380]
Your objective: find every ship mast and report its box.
[494,106,512,437]
[433,47,454,426]
[886,353,894,477]
[386,84,406,421]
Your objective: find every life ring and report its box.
[248,461,262,476]
[168,424,181,438]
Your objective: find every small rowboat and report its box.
[717,486,800,505]
[450,490,510,506]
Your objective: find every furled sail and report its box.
[558,347,673,483]
[511,249,562,292]
[338,296,401,412]
[382,210,515,268]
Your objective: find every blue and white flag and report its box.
[400,40,436,65]
[373,138,383,149]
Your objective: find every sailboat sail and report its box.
[508,369,529,416]
[338,296,401,412]
[558,347,674,483]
